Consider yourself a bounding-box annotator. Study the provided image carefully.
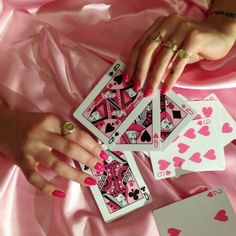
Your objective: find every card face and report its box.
[73,60,155,148]
[160,91,196,150]
[111,92,160,151]
[79,147,151,223]
[204,94,236,146]
[150,100,225,180]
[153,186,236,236]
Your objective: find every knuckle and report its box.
[51,160,64,173]
[26,171,37,184]
[76,130,89,143]
[64,142,78,157]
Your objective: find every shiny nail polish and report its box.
[122,72,129,83]
[99,150,109,160]
[94,162,105,172]
[143,87,153,97]
[161,84,168,95]
[52,190,66,198]
[84,177,97,186]
[133,80,140,92]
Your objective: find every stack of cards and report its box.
[73,60,236,224]
[153,186,236,236]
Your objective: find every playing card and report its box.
[79,146,151,223]
[111,92,160,151]
[204,94,236,146]
[73,60,156,148]
[153,186,236,236]
[150,100,225,180]
[160,91,196,150]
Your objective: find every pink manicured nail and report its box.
[94,162,105,172]
[143,87,153,97]
[161,83,168,95]
[122,72,129,83]
[133,80,140,92]
[52,190,66,198]
[99,150,109,160]
[84,177,97,186]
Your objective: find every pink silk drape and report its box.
[0,0,236,235]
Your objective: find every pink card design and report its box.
[73,60,156,148]
[111,93,160,151]
[78,147,151,223]
[153,186,236,236]
[160,91,196,150]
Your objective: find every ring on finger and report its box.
[177,48,191,59]
[152,33,162,44]
[163,40,178,53]
[62,121,76,136]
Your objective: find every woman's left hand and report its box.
[123,14,236,96]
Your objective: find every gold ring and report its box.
[153,34,162,44]
[178,49,191,59]
[163,40,178,52]
[62,121,75,135]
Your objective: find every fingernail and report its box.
[94,162,105,172]
[122,72,129,83]
[99,150,109,160]
[143,87,153,97]
[84,177,97,186]
[52,190,66,198]
[161,83,168,95]
[133,80,140,92]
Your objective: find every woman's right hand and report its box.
[0,105,108,198]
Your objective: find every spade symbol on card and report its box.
[83,165,89,171]
[109,71,114,77]
[115,132,119,136]
[141,130,151,142]
[105,123,115,133]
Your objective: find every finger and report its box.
[147,21,193,92]
[133,14,185,95]
[123,16,165,83]
[35,150,97,186]
[41,132,105,172]
[162,31,200,92]
[65,128,108,161]
[21,159,66,198]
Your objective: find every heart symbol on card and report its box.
[214,210,229,222]
[202,107,213,117]
[198,125,210,136]
[173,157,185,168]
[158,160,171,170]
[184,128,196,139]
[193,114,202,120]
[197,120,203,126]
[178,143,190,154]
[154,133,158,139]
[168,228,181,236]
[189,152,201,163]
[222,122,233,133]
[204,149,216,160]
[207,191,214,197]
[166,170,171,176]
[105,123,115,133]
[141,130,151,142]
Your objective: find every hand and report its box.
[0,105,108,198]
[123,14,236,95]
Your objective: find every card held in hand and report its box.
[79,147,151,223]
[73,60,155,148]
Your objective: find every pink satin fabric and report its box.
[0,1,236,235]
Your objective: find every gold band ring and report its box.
[178,49,191,59]
[62,121,76,136]
[153,34,162,44]
[163,40,178,52]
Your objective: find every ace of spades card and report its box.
[73,60,156,148]
[78,148,151,223]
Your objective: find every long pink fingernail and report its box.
[52,190,66,198]
[161,83,168,95]
[94,162,105,172]
[133,80,140,92]
[84,177,97,186]
[122,72,129,83]
[99,150,109,160]
[143,87,153,97]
